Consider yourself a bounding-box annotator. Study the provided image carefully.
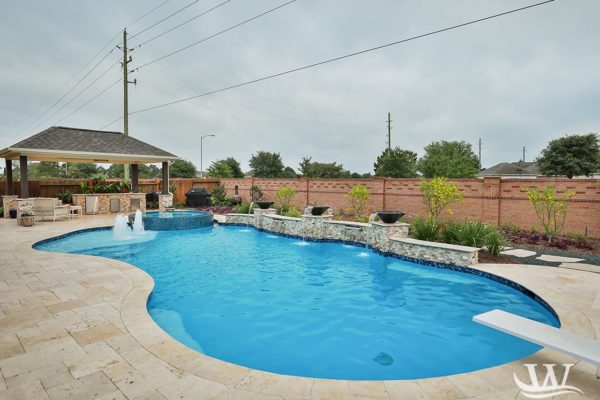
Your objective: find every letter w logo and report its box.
[513,364,583,399]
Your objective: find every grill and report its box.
[185,187,212,207]
[145,191,162,209]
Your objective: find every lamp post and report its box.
[200,134,215,178]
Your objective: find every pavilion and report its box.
[0,126,178,197]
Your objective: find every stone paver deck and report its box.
[0,215,598,399]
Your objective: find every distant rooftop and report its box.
[0,126,178,164]
[479,161,541,177]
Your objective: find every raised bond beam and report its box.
[473,309,600,366]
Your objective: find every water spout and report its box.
[132,209,144,234]
[247,202,255,227]
[113,213,132,240]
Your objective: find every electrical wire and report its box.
[126,0,172,29]
[129,0,200,41]
[134,0,232,48]
[99,0,555,129]
[136,0,296,70]
[55,78,122,125]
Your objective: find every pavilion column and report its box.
[162,161,169,194]
[19,155,28,198]
[131,164,139,192]
[5,159,13,195]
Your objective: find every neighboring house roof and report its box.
[478,161,541,177]
[0,126,178,163]
[244,170,254,177]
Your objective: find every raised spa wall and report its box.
[222,209,479,267]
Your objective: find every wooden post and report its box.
[5,159,13,195]
[162,161,169,194]
[131,164,139,192]
[19,155,28,198]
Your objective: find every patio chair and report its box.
[33,198,71,222]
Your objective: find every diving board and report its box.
[473,309,600,366]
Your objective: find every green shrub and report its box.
[420,177,463,220]
[486,229,505,257]
[286,207,301,218]
[57,190,73,204]
[347,184,369,219]
[250,185,263,201]
[235,202,255,214]
[409,217,440,241]
[0,207,3,217]
[275,186,295,214]
[526,185,574,240]
[211,184,229,206]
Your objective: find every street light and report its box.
[200,134,215,178]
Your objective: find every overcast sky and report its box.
[1,0,599,173]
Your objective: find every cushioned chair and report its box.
[33,198,71,221]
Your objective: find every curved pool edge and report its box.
[20,220,600,398]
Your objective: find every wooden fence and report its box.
[0,178,220,206]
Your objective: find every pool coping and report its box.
[2,216,599,399]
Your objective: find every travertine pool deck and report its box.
[0,215,598,400]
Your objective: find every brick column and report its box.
[482,177,501,226]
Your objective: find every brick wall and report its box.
[222,177,600,238]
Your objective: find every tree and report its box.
[249,151,284,178]
[417,140,479,178]
[206,161,233,178]
[281,166,298,178]
[373,147,418,178]
[537,133,599,178]
[170,159,197,178]
[526,186,574,240]
[347,184,369,220]
[207,157,244,178]
[28,162,62,178]
[107,164,160,179]
[299,157,349,178]
[63,163,102,178]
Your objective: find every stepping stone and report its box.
[536,254,584,263]
[559,263,600,273]
[501,249,537,258]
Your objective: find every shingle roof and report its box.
[478,161,540,177]
[9,126,177,157]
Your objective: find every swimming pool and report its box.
[35,224,559,380]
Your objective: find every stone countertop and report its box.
[394,237,480,253]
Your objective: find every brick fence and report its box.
[221,177,600,238]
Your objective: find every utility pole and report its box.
[522,146,526,162]
[478,138,482,170]
[119,29,136,181]
[386,112,392,152]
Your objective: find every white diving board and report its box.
[473,309,600,366]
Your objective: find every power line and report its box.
[136,0,296,70]
[35,58,122,131]
[126,0,172,29]
[134,0,232,48]
[99,0,554,129]
[129,0,200,41]
[55,78,122,125]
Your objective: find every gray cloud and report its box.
[2,0,599,173]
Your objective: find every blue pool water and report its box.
[36,225,559,380]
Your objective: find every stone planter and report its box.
[19,215,35,227]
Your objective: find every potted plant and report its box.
[19,211,35,227]
[9,208,17,219]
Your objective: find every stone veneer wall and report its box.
[389,238,479,266]
[222,213,478,267]
[72,193,147,215]
[2,195,18,218]
[158,194,173,212]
